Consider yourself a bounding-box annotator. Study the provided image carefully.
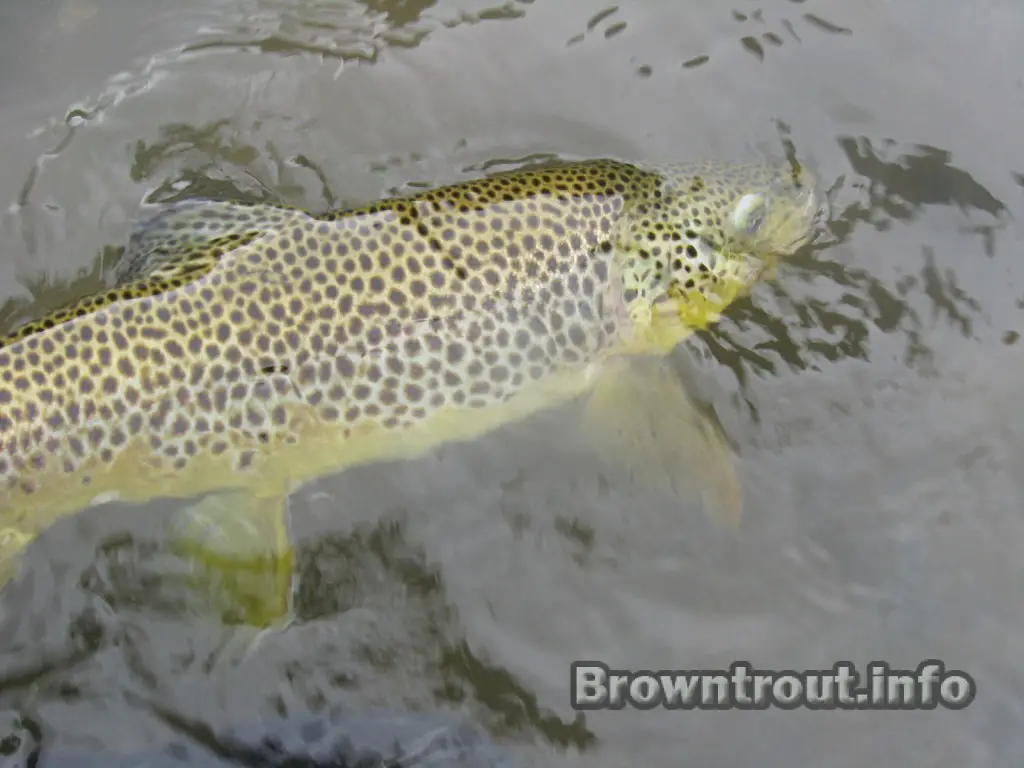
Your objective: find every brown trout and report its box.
[0,158,819,626]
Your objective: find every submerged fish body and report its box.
[0,157,819,611]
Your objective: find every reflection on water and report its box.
[838,137,1006,219]
[4,514,598,750]
[1,0,1024,766]
[182,0,532,63]
[130,120,311,205]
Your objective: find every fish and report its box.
[0,157,820,627]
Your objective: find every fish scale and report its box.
[0,157,819,584]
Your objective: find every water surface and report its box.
[1,0,1023,765]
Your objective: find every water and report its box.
[1,0,1023,765]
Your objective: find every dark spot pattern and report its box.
[0,158,813,525]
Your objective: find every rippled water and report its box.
[1,0,1023,765]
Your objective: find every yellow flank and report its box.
[0,157,819,599]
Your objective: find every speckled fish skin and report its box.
[0,158,818,541]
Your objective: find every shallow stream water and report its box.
[1,1,1023,765]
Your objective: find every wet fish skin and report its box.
[0,157,819,618]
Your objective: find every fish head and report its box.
[715,159,822,257]
[622,158,823,330]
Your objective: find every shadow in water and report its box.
[295,521,594,750]
[0,515,595,754]
[837,137,1006,218]
[358,0,439,28]
[130,120,321,207]
[671,2,854,71]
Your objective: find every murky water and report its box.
[1,0,1023,765]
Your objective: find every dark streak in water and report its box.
[183,36,381,62]
[921,246,985,337]
[441,639,597,749]
[683,55,710,69]
[464,153,564,174]
[741,35,764,61]
[567,6,623,45]
[839,137,1007,217]
[804,13,852,35]
[586,6,618,33]
[603,21,627,39]
[478,6,527,22]
[732,9,764,23]
[958,224,1000,258]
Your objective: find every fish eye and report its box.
[732,193,768,236]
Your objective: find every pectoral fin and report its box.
[0,527,33,590]
[167,489,294,629]
[582,356,743,528]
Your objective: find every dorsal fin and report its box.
[115,199,300,284]
[0,231,263,351]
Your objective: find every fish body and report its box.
[0,158,819,608]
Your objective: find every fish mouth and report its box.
[777,182,829,255]
[795,160,833,249]
[805,186,833,249]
